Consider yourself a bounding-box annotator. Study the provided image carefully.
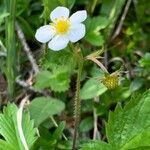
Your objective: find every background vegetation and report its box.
[0,0,150,150]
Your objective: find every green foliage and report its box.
[85,17,109,46]
[5,0,17,99]
[28,97,65,126]
[17,0,29,16]
[102,86,131,107]
[80,78,107,100]
[134,0,150,24]
[0,0,150,149]
[130,78,144,92]
[81,90,150,149]
[139,53,150,68]
[42,0,76,21]
[106,90,150,149]
[52,121,65,141]
[0,104,37,150]
[101,0,126,38]
[42,0,60,21]
[80,140,111,150]
[34,70,52,90]
[17,16,35,39]
[0,2,9,26]
[67,0,76,9]
[34,68,70,92]
[46,67,70,92]
[79,117,93,132]
[35,48,77,92]
[40,48,76,73]
[0,12,9,26]
[33,121,72,150]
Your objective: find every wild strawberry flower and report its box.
[35,6,87,51]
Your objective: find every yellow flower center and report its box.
[54,18,70,35]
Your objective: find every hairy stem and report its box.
[5,0,17,100]
[72,48,83,150]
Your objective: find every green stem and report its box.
[71,45,83,150]
[50,116,68,141]
[91,0,98,15]
[5,0,17,100]
[43,0,48,24]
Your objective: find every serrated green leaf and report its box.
[0,103,37,150]
[34,70,52,90]
[40,48,76,73]
[36,48,76,92]
[80,78,107,100]
[48,67,70,92]
[34,67,70,92]
[106,90,150,150]
[28,97,65,126]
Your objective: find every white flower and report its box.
[35,6,87,51]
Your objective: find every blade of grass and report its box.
[5,0,17,100]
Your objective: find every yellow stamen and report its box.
[54,18,70,35]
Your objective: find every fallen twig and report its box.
[0,52,7,57]
[93,97,101,140]
[111,0,132,40]
[15,22,39,74]
[16,76,49,96]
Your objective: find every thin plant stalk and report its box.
[72,46,83,150]
[5,0,17,100]
[91,0,98,14]
[50,116,68,141]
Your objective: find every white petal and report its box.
[68,23,86,43]
[35,25,55,43]
[50,6,69,22]
[70,10,87,23]
[48,35,69,51]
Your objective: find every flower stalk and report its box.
[71,45,83,150]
